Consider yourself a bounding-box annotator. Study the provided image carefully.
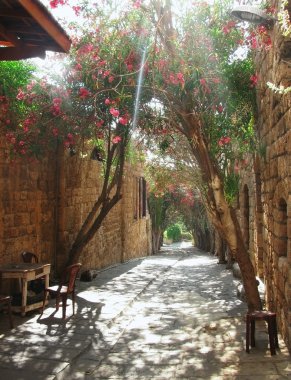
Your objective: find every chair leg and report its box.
[246,315,250,353]
[62,295,67,319]
[250,319,256,347]
[72,290,75,315]
[273,318,279,348]
[56,295,61,311]
[267,318,276,355]
[41,290,48,315]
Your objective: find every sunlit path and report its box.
[0,245,290,379]
[67,246,290,380]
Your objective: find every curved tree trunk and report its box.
[183,114,261,311]
[153,1,261,311]
[65,141,127,267]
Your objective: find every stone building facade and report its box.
[0,140,151,278]
[237,0,291,350]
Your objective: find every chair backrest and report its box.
[21,251,38,263]
[61,263,82,293]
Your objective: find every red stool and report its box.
[246,310,279,355]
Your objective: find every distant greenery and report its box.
[166,223,182,242]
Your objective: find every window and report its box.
[134,176,147,219]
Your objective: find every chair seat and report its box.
[248,310,276,319]
[246,310,279,356]
[46,285,68,294]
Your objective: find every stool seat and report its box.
[246,310,278,355]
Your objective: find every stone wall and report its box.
[0,140,151,285]
[237,0,291,350]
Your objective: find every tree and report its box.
[1,4,144,266]
[135,0,260,310]
[4,0,262,309]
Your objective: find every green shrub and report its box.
[166,224,182,242]
[181,231,193,241]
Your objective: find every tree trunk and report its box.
[184,115,261,311]
[152,228,162,254]
[214,231,227,264]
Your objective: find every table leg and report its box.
[44,273,49,289]
[21,278,28,317]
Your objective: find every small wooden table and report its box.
[0,263,50,316]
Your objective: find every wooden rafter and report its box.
[0,0,71,60]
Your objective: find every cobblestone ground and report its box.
[0,244,290,380]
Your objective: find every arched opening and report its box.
[243,185,250,250]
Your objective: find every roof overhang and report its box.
[0,0,71,60]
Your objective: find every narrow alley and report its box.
[0,244,290,379]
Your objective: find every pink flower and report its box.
[112,136,122,144]
[53,97,62,106]
[105,98,111,105]
[118,116,128,125]
[176,72,185,85]
[218,136,231,146]
[169,73,178,85]
[108,76,115,83]
[110,108,120,117]
[26,80,36,91]
[126,63,134,71]
[49,0,66,8]
[73,6,81,16]
[96,120,104,127]
[16,89,25,100]
[79,87,91,99]
[52,128,59,136]
[200,78,207,86]
[222,21,236,35]
[133,0,142,8]
[75,63,82,71]
[212,77,220,84]
[250,74,258,87]
[217,104,224,113]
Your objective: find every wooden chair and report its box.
[0,295,13,329]
[21,251,39,263]
[41,263,82,319]
[21,251,44,294]
[246,310,279,355]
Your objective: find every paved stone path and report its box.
[0,244,290,379]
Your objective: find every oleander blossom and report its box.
[112,136,122,144]
[110,108,120,117]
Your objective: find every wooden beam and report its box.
[0,46,46,60]
[18,0,71,52]
[0,23,22,46]
[0,41,14,47]
[0,9,30,18]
